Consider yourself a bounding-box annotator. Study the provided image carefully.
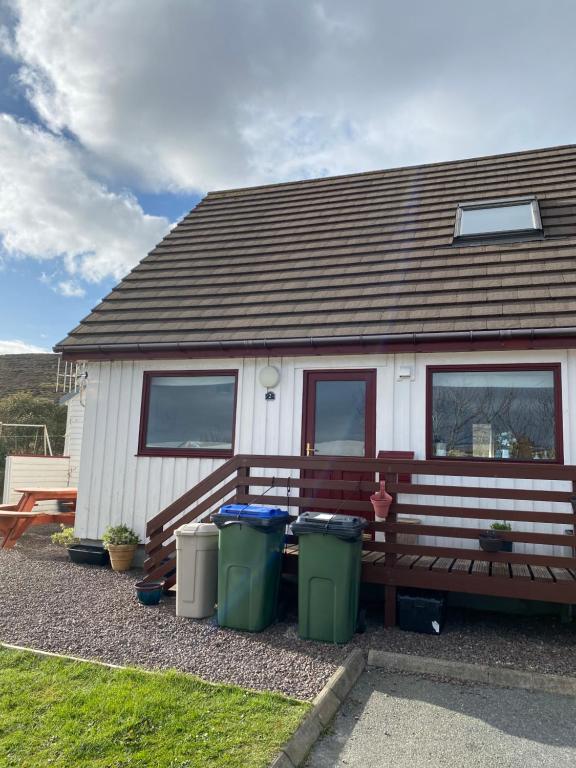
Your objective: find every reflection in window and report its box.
[142,374,236,454]
[314,380,366,456]
[455,198,541,240]
[430,369,558,461]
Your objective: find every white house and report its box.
[54,144,576,558]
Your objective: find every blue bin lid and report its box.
[213,504,291,529]
[219,504,288,520]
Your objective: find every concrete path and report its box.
[306,667,576,767]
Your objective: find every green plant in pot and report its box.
[102,524,140,572]
[479,521,512,553]
[51,525,79,551]
[490,520,513,552]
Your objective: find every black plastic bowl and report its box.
[135,580,164,606]
[68,544,109,566]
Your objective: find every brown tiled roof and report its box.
[56,144,576,354]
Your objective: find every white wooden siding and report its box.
[63,393,84,486]
[2,455,72,512]
[75,350,575,555]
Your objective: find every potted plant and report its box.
[490,520,513,552]
[102,524,140,572]
[51,524,110,565]
[51,525,79,554]
[479,521,512,553]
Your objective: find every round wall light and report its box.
[258,365,281,389]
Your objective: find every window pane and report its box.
[314,380,366,456]
[459,203,536,235]
[145,375,235,451]
[431,370,556,461]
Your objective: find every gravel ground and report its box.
[1,527,575,700]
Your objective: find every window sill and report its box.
[136,450,234,459]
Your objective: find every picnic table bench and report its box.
[0,487,77,550]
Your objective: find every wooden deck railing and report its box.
[143,456,576,624]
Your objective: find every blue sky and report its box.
[0,1,575,353]
[0,187,198,352]
[0,32,199,352]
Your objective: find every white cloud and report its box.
[56,280,85,298]
[0,0,574,293]
[0,114,170,282]
[0,339,49,354]
[3,0,576,194]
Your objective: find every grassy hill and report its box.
[0,354,59,399]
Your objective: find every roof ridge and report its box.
[206,143,576,198]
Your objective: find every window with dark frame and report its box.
[427,366,562,463]
[453,197,542,242]
[138,371,237,457]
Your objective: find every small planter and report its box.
[479,531,503,552]
[135,580,164,606]
[107,543,137,572]
[68,544,109,566]
[370,481,393,520]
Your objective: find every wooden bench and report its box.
[0,488,77,550]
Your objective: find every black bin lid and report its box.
[291,511,367,540]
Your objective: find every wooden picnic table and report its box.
[0,487,77,550]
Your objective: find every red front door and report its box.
[301,370,377,511]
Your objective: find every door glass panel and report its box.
[314,380,367,456]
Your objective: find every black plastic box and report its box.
[68,544,109,566]
[397,589,446,634]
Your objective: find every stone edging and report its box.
[269,649,366,768]
[368,650,576,697]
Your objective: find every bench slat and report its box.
[378,542,576,569]
[549,567,575,582]
[472,560,490,576]
[530,565,555,582]
[491,562,511,578]
[451,559,472,573]
[510,563,532,579]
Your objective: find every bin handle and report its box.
[317,481,362,534]
[231,478,277,519]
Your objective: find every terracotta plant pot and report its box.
[370,481,393,520]
[107,543,137,572]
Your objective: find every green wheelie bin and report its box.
[292,512,367,643]
[212,504,290,632]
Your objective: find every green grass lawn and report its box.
[0,647,309,768]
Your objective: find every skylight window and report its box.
[454,197,542,241]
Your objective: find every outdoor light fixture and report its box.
[258,365,280,389]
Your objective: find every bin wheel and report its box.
[356,608,367,634]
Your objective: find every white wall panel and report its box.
[2,455,71,512]
[74,349,575,555]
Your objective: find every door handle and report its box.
[305,442,317,456]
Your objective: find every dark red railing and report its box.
[143,456,576,624]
